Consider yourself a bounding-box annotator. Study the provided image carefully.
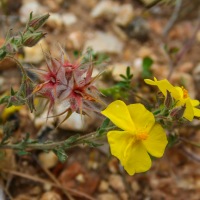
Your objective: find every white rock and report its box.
[68,31,84,49]
[38,151,58,169]
[108,174,125,192]
[46,13,63,29]
[84,31,124,54]
[115,4,134,26]
[20,1,47,24]
[98,180,109,192]
[98,193,119,200]
[40,191,62,200]
[108,63,133,81]
[58,111,95,131]
[62,13,77,27]
[91,0,120,19]
[23,40,48,64]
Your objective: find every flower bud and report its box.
[23,31,46,47]
[170,104,186,120]
[27,12,50,31]
[164,90,173,109]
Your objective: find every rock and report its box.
[40,191,62,200]
[197,30,200,42]
[62,13,77,27]
[115,4,134,26]
[177,62,194,73]
[91,0,120,19]
[108,63,133,81]
[84,31,124,54]
[78,0,98,9]
[68,31,85,49]
[125,17,149,42]
[120,192,128,200]
[23,40,48,64]
[19,1,47,24]
[46,13,63,30]
[98,180,109,192]
[58,111,95,131]
[42,0,63,12]
[38,151,58,169]
[97,193,120,200]
[108,174,125,192]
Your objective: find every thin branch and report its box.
[163,0,183,37]
[2,168,95,200]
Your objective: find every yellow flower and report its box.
[144,77,200,121]
[101,100,168,175]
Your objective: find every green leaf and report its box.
[167,134,178,148]
[83,140,103,147]
[142,57,153,78]
[53,148,68,163]
[17,150,29,156]
[97,118,110,137]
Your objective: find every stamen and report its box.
[136,132,148,140]
[181,86,188,99]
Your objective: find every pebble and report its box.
[19,1,47,24]
[97,193,120,200]
[58,111,94,131]
[40,191,62,200]
[68,31,85,49]
[114,4,134,26]
[62,13,78,27]
[125,17,150,42]
[197,30,200,42]
[98,180,109,192]
[141,0,156,5]
[177,62,194,73]
[108,63,133,81]
[23,40,48,64]
[108,174,125,192]
[91,0,120,19]
[84,31,124,54]
[38,151,58,169]
[46,13,63,30]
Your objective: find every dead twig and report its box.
[2,168,95,200]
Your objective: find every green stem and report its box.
[0,127,115,151]
[179,137,200,148]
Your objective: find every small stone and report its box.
[108,158,119,173]
[131,180,140,192]
[23,40,48,64]
[108,174,125,192]
[62,13,77,27]
[68,31,85,49]
[20,1,47,24]
[177,62,194,73]
[40,191,62,200]
[91,0,120,19]
[115,4,134,26]
[84,31,124,54]
[58,112,94,131]
[108,63,133,81]
[42,0,63,12]
[97,193,120,200]
[78,0,98,9]
[46,13,63,30]
[98,180,109,192]
[125,17,149,42]
[120,192,128,200]
[197,30,200,42]
[75,173,85,183]
[141,0,156,5]
[38,151,58,169]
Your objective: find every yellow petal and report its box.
[127,103,155,133]
[183,99,194,121]
[145,78,179,99]
[101,100,135,132]
[193,107,200,117]
[191,99,199,106]
[124,142,151,175]
[143,124,168,157]
[107,130,133,165]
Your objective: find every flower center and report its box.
[136,132,148,141]
[181,86,188,99]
